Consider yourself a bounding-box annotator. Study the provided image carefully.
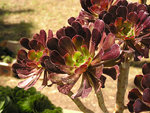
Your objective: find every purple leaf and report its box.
[142,63,150,75]
[47,38,59,51]
[39,30,47,45]
[59,36,76,55]
[101,44,120,61]
[71,21,85,36]
[128,88,142,101]
[72,35,84,50]
[103,33,115,51]
[103,65,119,80]
[20,38,31,50]
[17,49,28,60]
[116,6,128,19]
[127,3,137,13]
[65,26,77,38]
[137,4,147,13]
[127,12,138,24]
[141,74,150,89]
[143,88,150,104]
[133,99,150,113]
[134,75,144,91]
[68,17,76,25]
[48,29,53,39]
[72,74,92,99]
[50,50,65,65]
[92,28,101,47]
[103,13,114,24]
[56,28,65,39]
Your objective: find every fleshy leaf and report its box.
[47,38,59,50]
[94,19,105,32]
[127,3,137,13]
[18,74,40,90]
[128,88,142,101]
[39,30,46,45]
[103,13,113,24]
[64,53,74,66]
[71,74,92,99]
[143,88,150,104]
[65,26,76,38]
[20,38,31,50]
[48,29,53,39]
[101,44,120,61]
[141,75,150,89]
[103,65,119,80]
[56,28,65,39]
[71,21,85,36]
[127,101,134,112]
[103,33,115,51]
[134,75,144,91]
[50,50,65,65]
[142,63,150,75]
[133,99,150,113]
[29,40,39,51]
[116,6,127,19]
[28,50,37,61]
[72,35,84,50]
[92,28,101,47]
[127,12,138,24]
[68,17,76,25]
[59,36,76,55]
[17,49,28,60]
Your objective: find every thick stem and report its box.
[114,61,130,113]
[67,91,94,113]
[96,90,109,113]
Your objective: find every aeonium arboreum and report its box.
[98,0,150,60]
[79,0,150,61]
[12,30,64,90]
[127,63,150,113]
[45,19,121,98]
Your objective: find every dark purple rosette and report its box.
[46,19,121,98]
[79,0,150,61]
[98,0,150,60]
[12,30,64,90]
[127,63,150,113]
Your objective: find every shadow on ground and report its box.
[0,8,34,41]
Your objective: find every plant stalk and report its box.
[67,91,94,113]
[96,90,109,113]
[114,61,130,113]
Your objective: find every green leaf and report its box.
[28,50,37,61]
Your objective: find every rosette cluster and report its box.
[12,30,64,90]
[127,63,150,113]
[44,19,121,98]
[12,19,121,98]
[80,0,115,16]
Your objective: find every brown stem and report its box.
[67,91,94,113]
[114,61,130,113]
[96,90,109,113]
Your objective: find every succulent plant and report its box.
[45,19,121,98]
[12,30,64,90]
[80,0,150,61]
[127,63,150,113]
